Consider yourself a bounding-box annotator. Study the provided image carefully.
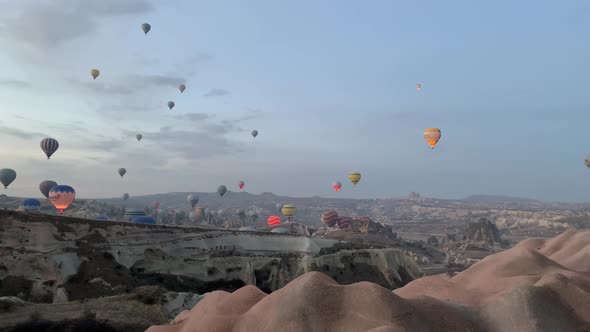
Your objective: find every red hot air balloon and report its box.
[332,181,342,192]
[267,215,281,226]
[153,201,160,210]
[321,211,339,227]
[238,180,245,190]
[337,216,353,229]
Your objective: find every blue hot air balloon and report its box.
[20,198,41,212]
[132,216,157,225]
[94,215,108,221]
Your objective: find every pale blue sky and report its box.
[0,0,588,201]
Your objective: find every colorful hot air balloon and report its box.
[217,185,227,197]
[90,69,100,80]
[238,181,245,190]
[136,134,143,141]
[281,204,296,222]
[20,198,41,212]
[40,138,59,159]
[332,181,342,192]
[348,171,361,186]
[321,211,339,227]
[423,128,442,149]
[337,216,352,229]
[141,23,151,35]
[122,193,129,201]
[48,185,75,214]
[179,84,186,93]
[0,169,16,189]
[39,180,57,198]
[267,215,281,226]
[187,194,199,208]
[251,130,258,138]
[168,101,175,110]
[416,83,422,91]
[118,168,126,177]
[152,201,160,210]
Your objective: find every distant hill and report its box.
[462,195,542,204]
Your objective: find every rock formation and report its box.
[463,217,504,245]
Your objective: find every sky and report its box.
[0,0,588,202]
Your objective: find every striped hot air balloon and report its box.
[40,138,59,159]
[267,215,281,226]
[423,128,442,149]
[321,211,339,227]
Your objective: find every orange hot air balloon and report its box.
[416,83,422,91]
[267,215,281,226]
[423,128,441,149]
[48,185,75,214]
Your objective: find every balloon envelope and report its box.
[179,84,186,93]
[39,180,57,198]
[238,181,245,190]
[122,193,129,201]
[20,198,41,212]
[153,201,160,209]
[90,69,100,80]
[40,138,59,159]
[267,215,281,226]
[168,101,175,110]
[348,172,361,186]
[0,169,17,189]
[217,185,227,197]
[136,134,142,141]
[321,210,339,227]
[132,216,157,225]
[48,185,75,214]
[118,168,126,177]
[281,204,296,217]
[251,130,258,138]
[332,181,342,192]
[423,128,442,149]
[187,194,199,208]
[141,23,151,34]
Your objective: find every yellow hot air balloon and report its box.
[281,204,296,221]
[423,128,442,149]
[348,171,361,186]
[90,69,100,80]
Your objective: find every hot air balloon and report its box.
[251,130,258,138]
[321,211,339,227]
[20,198,41,212]
[584,156,590,168]
[153,201,160,210]
[48,185,75,214]
[95,215,108,221]
[179,84,186,93]
[332,181,342,192]
[40,138,59,159]
[39,180,57,198]
[0,169,16,189]
[217,185,227,197]
[348,171,361,186]
[416,83,422,91]
[168,101,175,110]
[423,128,442,149]
[238,181,245,190]
[90,69,100,80]
[136,134,143,141]
[267,215,281,226]
[122,193,129,201]
[118,168,126,177]
[281,204,296,222]
[187,194,199,208]
[141,23,151,35]
[132,216,156,225]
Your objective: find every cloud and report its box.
[0,79,31,89]
[0,124,46,140]
[0,0,153,49]
[202,88,230,98]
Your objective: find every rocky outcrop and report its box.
[0,210,421,304]
[463,218,504,245]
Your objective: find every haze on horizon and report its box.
[0,0,588,202]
